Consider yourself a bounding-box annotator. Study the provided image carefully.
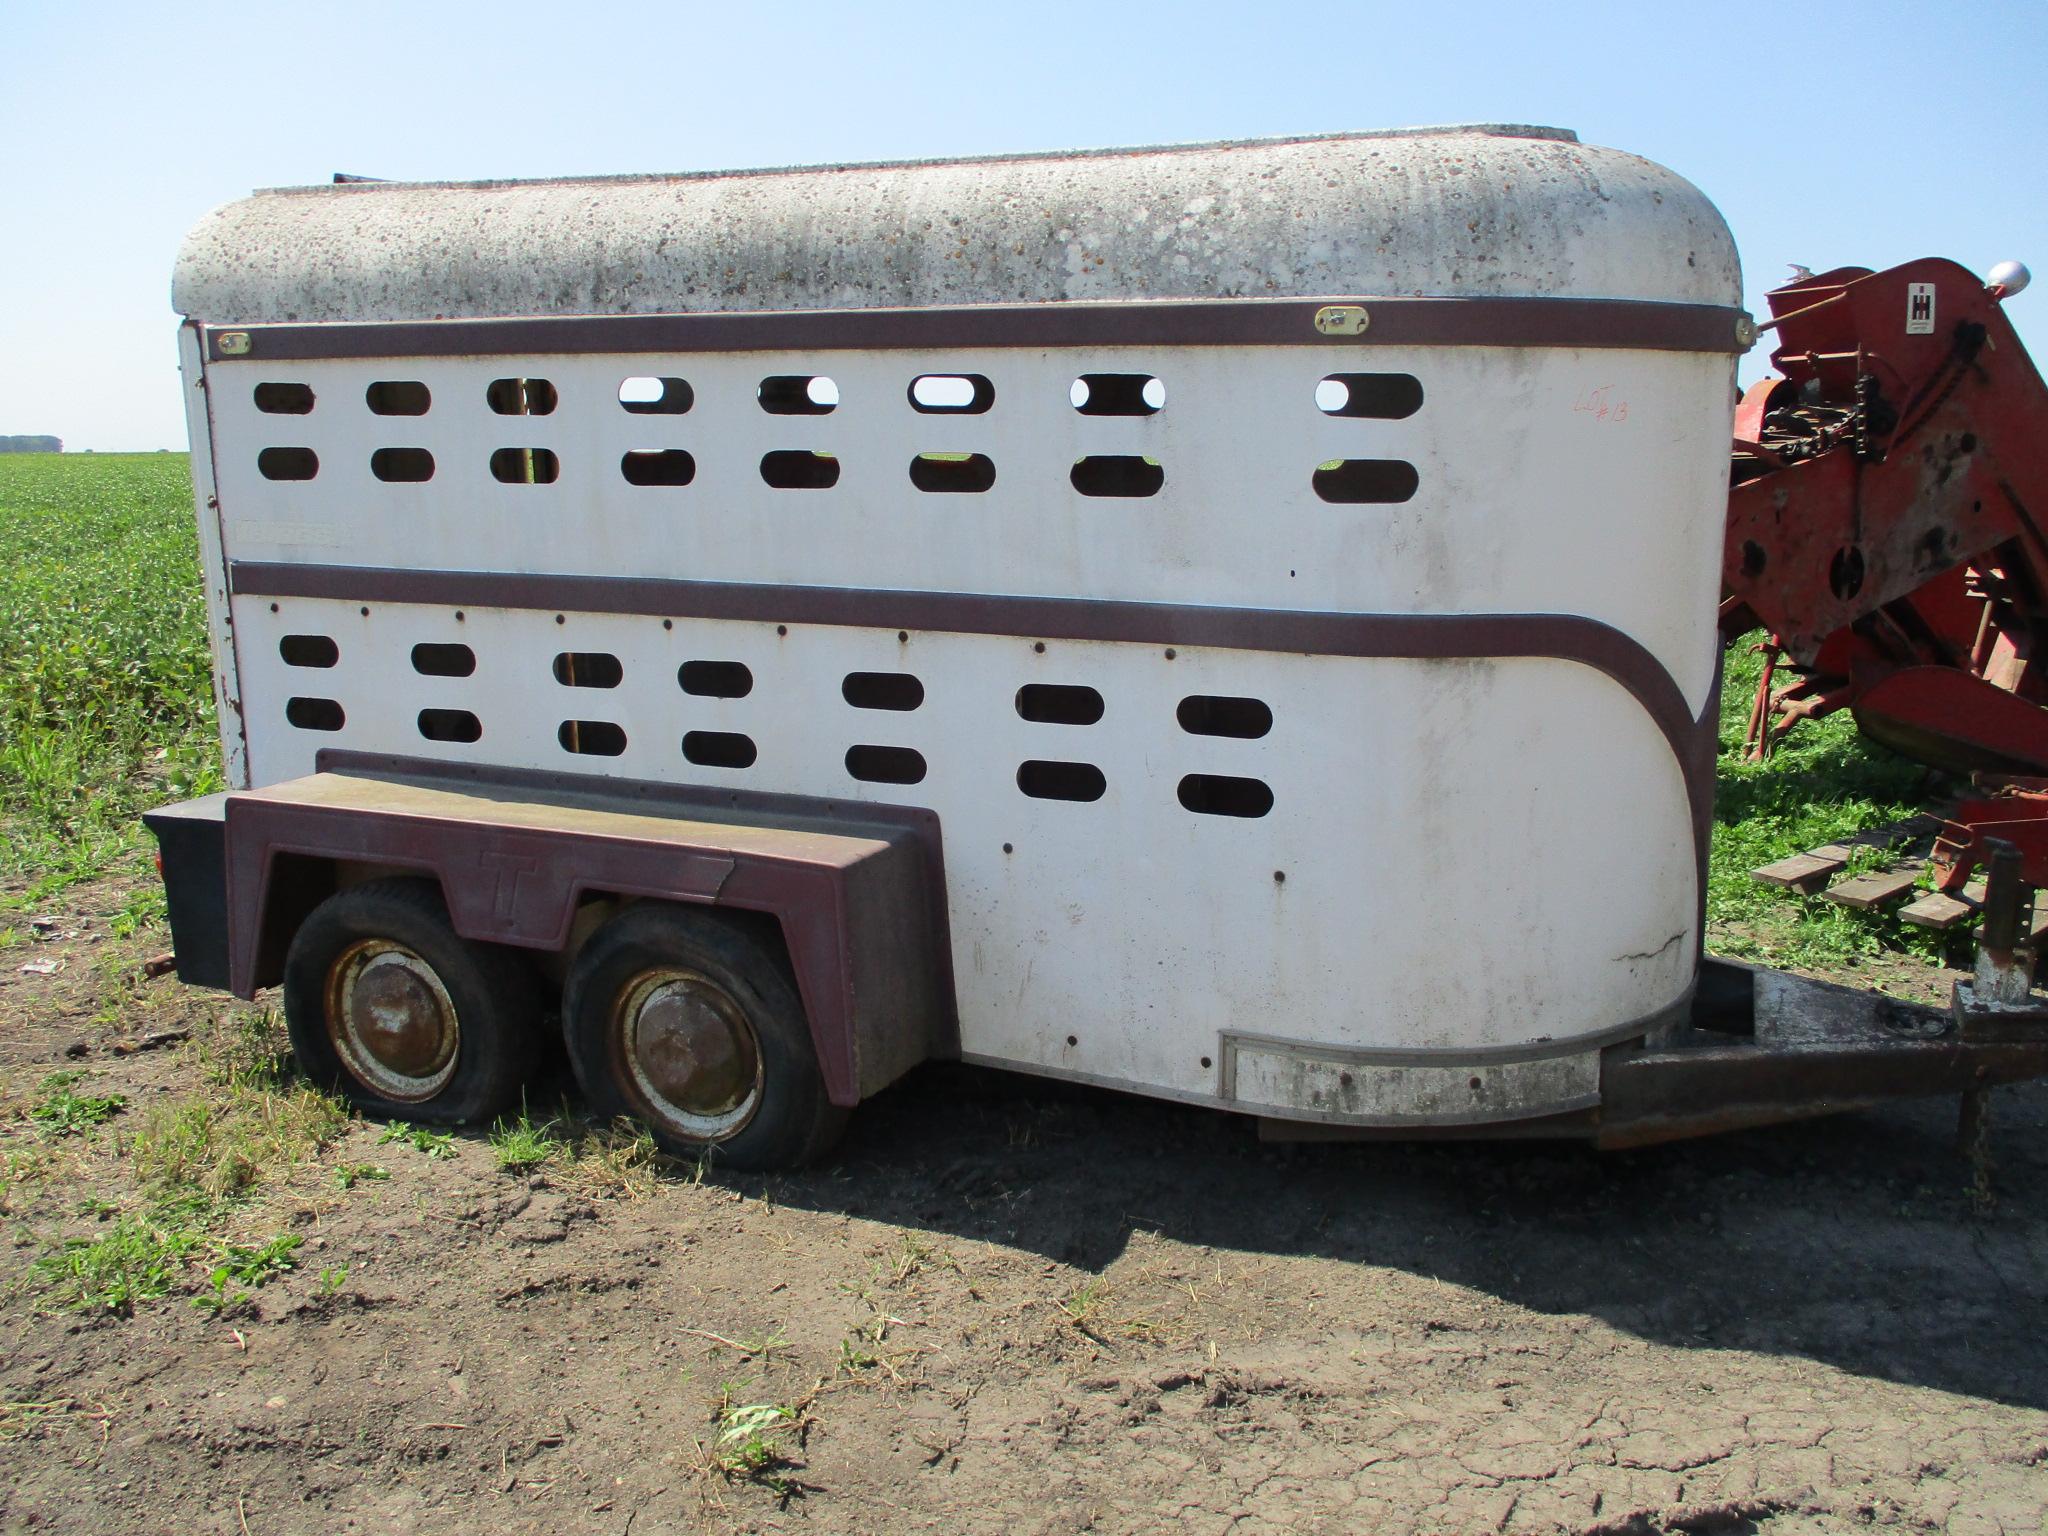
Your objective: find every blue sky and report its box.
[4,0,2043,450]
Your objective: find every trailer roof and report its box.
[173,126,1740,325]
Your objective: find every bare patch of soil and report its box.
[3,882,2045,1534]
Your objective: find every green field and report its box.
[0,453,221,901]
[0,452,1948,978]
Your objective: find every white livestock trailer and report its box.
[150,126,2034,1168]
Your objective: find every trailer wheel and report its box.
[282,878,539,1125]
[562,904,846,1170]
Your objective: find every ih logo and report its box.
[1906,282,1937,335]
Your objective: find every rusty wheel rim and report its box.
[323,939,461,1103]
[612,968,764,1142]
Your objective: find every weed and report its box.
[193,1233,302,1315]
[708,1385,807,1497]
[317,1266,347,1296]
[489,1108,562,1174]
[378,1123,457,1160]
[28,1078,126,1137]
[33,1218,198,1313]
[332,1162,388,1191]
[564,1121,661,1200]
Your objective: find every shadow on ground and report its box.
[626,1060,2048,1414]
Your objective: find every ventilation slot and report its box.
[258,447,318,481]
[910,453,995,493]
[622,449,696,486]
[1312,459,1417,504]
[365,380,430,415]
[254,383,314,415]
[487,378,558,415]
[559,720,626,756]
[1072,374,1164,415]
[553,652,623,688]
[683,731,757,769]
[286,697,345,732]
[679,660,753,698]
[411,642,475,677]
[1316,373,1424,419]
[418,708,482,744]
[909,374,994,414]
[1070,456,1162,498]
[842,672,924,711]
[760,451,839,489]
[491,448,559,484]
[371,448,433,482]
[1178,774,1273,818]
[846,745,927,784]
[278,634,337,668]
[758,375,838,414]
[1016,684,1103,725]
[1177,695,1272,739]
[619,376,693,414]
[1017,760,1106,802]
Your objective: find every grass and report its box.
[489,1107,564,1173]
[0,454,219,901]
[27,1072,126,1136]
[32,1217,200,1313]
[1708,638,1951,975]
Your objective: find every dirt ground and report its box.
[2,880,2046,1536]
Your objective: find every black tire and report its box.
[562,904,847,1170]
[282,878,541,1125]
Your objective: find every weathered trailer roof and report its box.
[172,126,1740,325]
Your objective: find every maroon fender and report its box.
[219,756,956,1106]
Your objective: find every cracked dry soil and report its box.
[2,884,2046,1535]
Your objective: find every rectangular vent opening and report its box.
[758,375,837,414]
[620,376,693,414]
[1072,374,1164,415]
[1312,459,1417,504]
[1317,373,1423,419]
[258,447,318,481]
[1017,760,1105,801]
[487,378,558,416]
[286,697,345,732]
[683,730,757,768]
[909,374,994,414]
[559,720,626,756]
[491,448,559,484]
[553,652,623,688]
[679,660,753,698]
[371,447,433,482]
[842,672,924,711]
[254,383,314,415]
[1178,773,1273,818]
[365,380,430,416]
[278,634,337,668]
[418,708,482,743]
[846,745,927,784]
[622,449,696,486]
[411,642,475,677]
[910,453,995,493]
[760,451,839,489]
[1016,683,1103,725]
[1070,456,1162,498]
[1177,695,1272,738]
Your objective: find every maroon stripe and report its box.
[230,558,1717,921]
[203,296,1748,363]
